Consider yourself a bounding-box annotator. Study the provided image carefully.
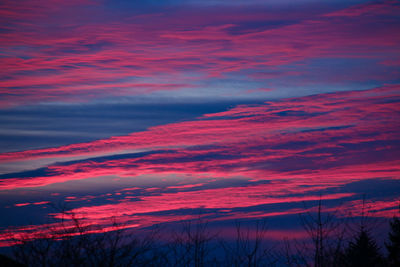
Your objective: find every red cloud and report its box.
[0,85,398,192]
[0,1,399,106]
[1,85,398,163]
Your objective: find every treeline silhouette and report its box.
[1,200,399,267]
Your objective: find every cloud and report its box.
[0,85,399,191]
[324,0,400,17]
[0,0,399,246]
[0,190,352,247]
[0,1,399,106]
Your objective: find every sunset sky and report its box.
[0,0,400,246]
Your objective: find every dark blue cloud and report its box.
[0,100,260,153]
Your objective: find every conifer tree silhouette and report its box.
[386,205,400,267]
[343,228,383,267]
[342,197,384,267]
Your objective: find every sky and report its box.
[0,0,400,247]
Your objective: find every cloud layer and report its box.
[1,86,399,245]
[1,0,399,247]
[0,0,399,106]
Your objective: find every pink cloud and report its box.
[1,0,399,248]
[324,0,400,17]
[0,1,399,106]
[14,201,50,207]
[0,190,352,247]
[0,85,398,191]
[0,85,398,164]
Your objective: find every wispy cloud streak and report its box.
[1,0,399,247]
[0,85,399,191]
[0,0,399,106]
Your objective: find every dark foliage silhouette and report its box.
[283,198,346,267]
[2,198,400,267]
[0,253,25,267]
[8,205,159,267]
[342,228,384,267]
[386,216,400,267]
[167,217,218,267]
[221,219,277,267]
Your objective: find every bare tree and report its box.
[283,198,346,267]
[167,216,218,267]
[6,204,159,267]
[221,219,276,267]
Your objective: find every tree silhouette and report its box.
[342,228,384,267]
[4,199,400,266]
[339,195,385,267]
[8,205,159,267]
[221,219,276,267]
[167,217,218,267]
[386,216,400,267]
[283,198,346,267]
[0,253,25,267]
